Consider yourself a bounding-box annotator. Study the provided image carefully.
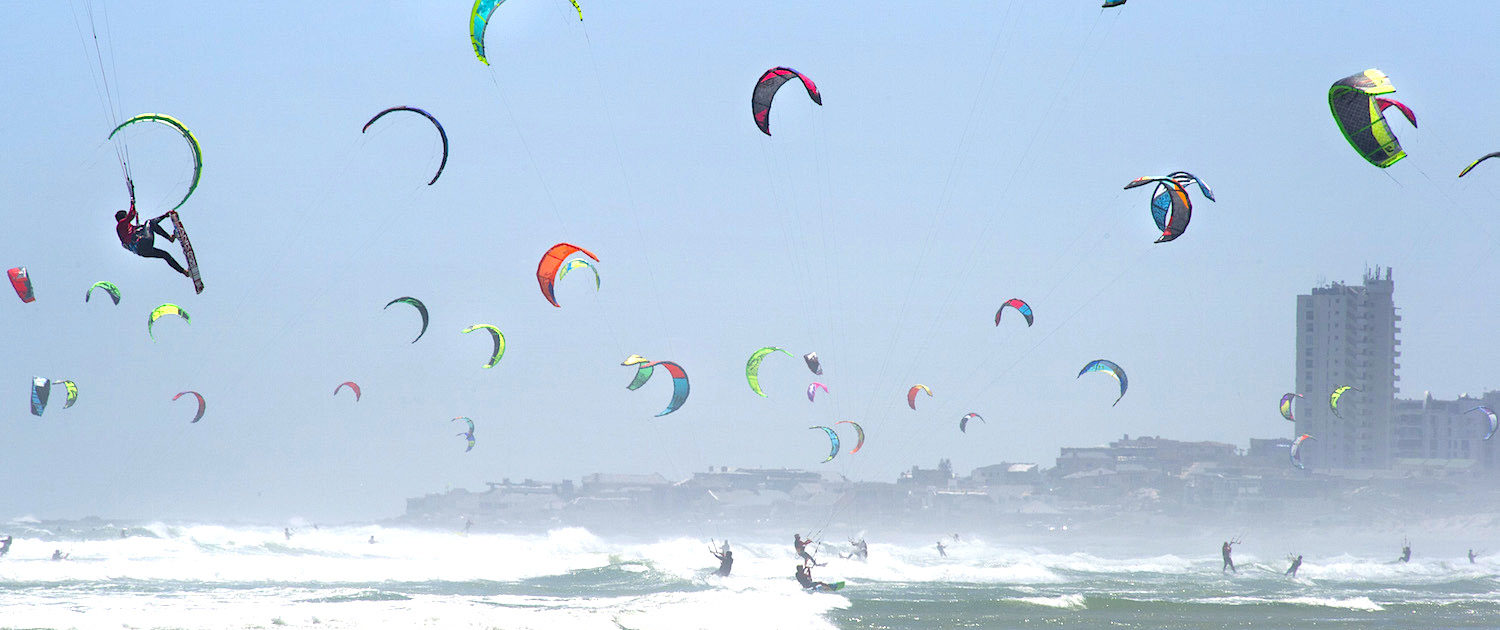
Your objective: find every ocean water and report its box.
[1,520,1497,629]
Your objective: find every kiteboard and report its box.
[167,211,204,294]
[808,581,845,593]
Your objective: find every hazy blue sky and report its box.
[3,1,1499,521]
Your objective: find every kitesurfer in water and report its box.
[711,548,734,576]
[794,534,821,566]
[51,549,68,561]
[0,535,12,557]
[115,205,189,277]
[1221,541,1236,573]
[795,563,832,591]
[284,528,292,540]
[1469,549,1478,564]
[936,541,947,557]
[1285,554,1303,577]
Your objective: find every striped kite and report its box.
[471,0,583,65]
[995,298,1034,327]
[174,390,206,423]
[86,281,121,305]
[1279,393,1302,422]
[148,304,190,340]
[835,420,865,454]
[537,243,599,307]
[460,324,507,368]
[108,114,202,211]
[960,412,985,434]
[1078,359,1127,406]
[807,382,828,402]
[752,67,821,136]
[1329,385,1360,419]
[907,384,932,410]
[1467,406,1497,441]
[810,425,840,463]
[623,355,690,417]
[453,417,476,453]
[1290,434,1315,469]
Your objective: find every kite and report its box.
[147,304,190,340]
[1125,176,1196,243]
[8,267,34,303]
[30,377,50,417]
[537,243,599,307]
[835,420,865,454]
[803,352,822,375]
[362,106,450,186]
[453,416,476,453]
[174,390,206,423]
[995,298,1034,327]
[470,0,582,64]
[107,113,203,210]
[557,259,601,291]
[752,67,821,136]
[1279,393,1302,422]
[1329,385,1360,418]
[1290,433,1315,469]
[960,412,985,433]
[907,384,932,410]
[810,425,840,463]
[335,381,362,401]
[1167,171,1217,202]
[1459,152,1500,178]
[86,281,121,305]
[1328,69,1410,168]
[807,382,828,402]
[1467,406,1497,441]
[57,380,78,409]
[1078,359,1127,406]
[384,297,429,343]
[623,356,690,417]
[460,324,507,368]
[746,346,795,397]
[1103,0,1126,6]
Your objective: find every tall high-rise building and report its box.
[1293,267,1400,469]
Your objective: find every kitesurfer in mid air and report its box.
[115,204,189,277]
[1285,554,1303,577]
[1399,541,1411,563]
[1221,541,1236,573]
[794,534,821,566]
[842,538,868,561]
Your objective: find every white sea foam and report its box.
[1008,593,1087,609]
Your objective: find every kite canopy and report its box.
[1279,393,1303,422]
[1078,359,1127,406]
[108,113,203,210]
[803,352,823,375]
[174,390,206,423]
[536,243,600,307]
[147,304,190,340]
[1290,434,1315,469]
[384,297,429,343]
[335,381,362,401]
[470,0,581,64]
[460,324,507,369]
[453,417,476,453]
[57,380,78,409]
[810,425,840,463]
[557,259,601,291]
[623,356,690,417]
[746,346,795,397]
[807,382,829,402]
[1167,171,1216,202]
[1329,385,1360,418]
[960,412,985,433]
[1126,177,1194,243]
[752,67,822,135]
[86,281,121,305]
[1459,152,1500,178]
[1328,69,1408,168]
[1467,406,1497,441]
[362,106,449,185]
[30,377,50,417]
[907,384,932,410]
[835,420,865,454]
[9,267,34,303]
[995,298,1034,327]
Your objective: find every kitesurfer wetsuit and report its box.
[795,564,831,591]
[1221,542,1236,573]
[0,535,11,557]
[1285,555,1302,577]
[794,534,819,565]
[1399,545,1411,563]
[936,541,947,557]
[712,550,733,576]
[115,207,188,277]
[1470,549,1477,564]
